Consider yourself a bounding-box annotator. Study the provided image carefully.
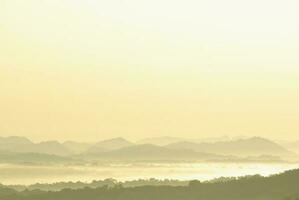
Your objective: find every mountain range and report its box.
[83,144,229,162]
[86,138,134,154]
[0,137,71,156]
[166,137,296,157]
[0,136,297,163]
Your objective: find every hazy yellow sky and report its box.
[1,0,299,142]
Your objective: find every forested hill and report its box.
[2,169,299,200]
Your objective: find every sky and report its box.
[0,0,299,142]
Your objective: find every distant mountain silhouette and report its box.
[0,136,33,145]
[281,140,299,153]
[137,137,185,146]
[63,141,91,154]
[84,144,228,161]
[0,136,297,162]
[0,136,34,152]
[35,141,72,156]
[0,151,78,164]
[193,135,237,143]
[86,138,134,153]
[0,137,71,156]
[166,137,297,159]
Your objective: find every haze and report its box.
[1,0,299,142]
